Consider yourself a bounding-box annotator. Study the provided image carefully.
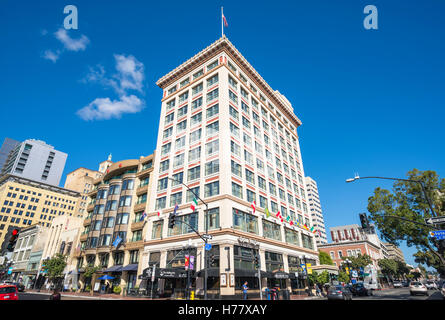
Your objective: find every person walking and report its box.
[242,281,249,300]
[315,284,321,297]
[49,288,61,300]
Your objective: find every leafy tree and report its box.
[338,271,350,283]
[378,259,398,278]
[308,270,330,286]
[84,264,101,279]
[367,169,445,276]
[341,254,372,270]
[44,253,67,286]
[319,251,334,265]
[395,260,411,279]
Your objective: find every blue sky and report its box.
[1,0,444,268]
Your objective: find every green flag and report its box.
[265,207,270,217]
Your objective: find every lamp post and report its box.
[167,177,209,300]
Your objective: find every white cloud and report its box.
[54,28,89,52]
[42,50,61,63]
[76,95,144,121]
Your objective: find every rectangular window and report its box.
[245,169,254,184]
[231,160,242,177]
[230,141,241,157]
[178,105,188,117]
[189,128,202,144]
[230,122,240,137]
[206,121,219,136]
[229,106,239,120]
[188,146,201,162]
[206,104,219,118]
[205,159,219,176]
[206,208,220,230]
[191,97,202,110]
[232,208,258,234]
[206,140,219,156]
[191,112,202,126]
[170,192,183,207]
[187,166,200,182]
[207,88,219,102]
[207,74,218,86]
[205,181,219,197]
[192,83,203,95]
[152,220,164,239]
[177,120,187,133]
[232,182,242,199]
[263,220,282,241]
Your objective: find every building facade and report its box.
[142,36,318,299]
[383,242,405,263]
[0,139,67,187]
[0,174,81,249]
[0,138,20,172]
[74,154,154,295]
[305,177,327,245]
[64,167,103,218]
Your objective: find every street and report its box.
[322,288,444,301]
[17,292,115,300]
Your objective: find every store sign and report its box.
[237,237,259,248]
[273,272,289,279]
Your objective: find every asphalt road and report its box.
[326,287,444,301]
[18,292,97,300]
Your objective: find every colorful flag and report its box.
[290,221,294,226]
[276,211,281,218]
[185,255,190,270]
[191,198,198,212]
[139,211,147,222]
[286,216,291,222]
[157,211,160,217]
[265,207,270,217]
[251,201,256,214]
[222,12,228,27]
[310,226,315,232]
[113,235,122,248]
[173,203,179,215]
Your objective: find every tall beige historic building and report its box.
[74,154,154,295]
[142,36,318,299]
[383,243,405,263]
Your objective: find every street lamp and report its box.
[345,175,437,217]
[167,177,210,300]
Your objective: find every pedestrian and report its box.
[49,288,61,300]
[242,281,248,300]
[315,284,321,297]
[105,282,110,294]
[45,281,51,292]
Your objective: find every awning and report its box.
[103,265,123,272]
[234,268,268,278]
[196,268,220,277]
[122,264,138,272]
[141,267,196,279]
[266,271,290,279]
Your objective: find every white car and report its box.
[410,281,428,296]
[393,281,403,288]
[425,281,437,290]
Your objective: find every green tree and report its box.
[44,253,67,287]
[378,259,398,282]
[338,271,350,283]
[367,169,445,276]
[319,251,334,265]
[341,254,372,270]
[395,260,411,279]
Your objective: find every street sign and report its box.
[429,230,445,240]
[425,217,445,225]
[352,270,358,278]
[202,234,213,240]
[205,243,212,251]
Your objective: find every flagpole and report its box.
[221,7,224,37]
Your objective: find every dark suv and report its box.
[351,283,370,296]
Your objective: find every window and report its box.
[189,128,202,144]
[192,83,203,95]
[119,196,132,207]
[207,60,218,71]
[109,184,121,195]
[243,133,252,146]
[161,143,171,156]
[258,176,266,190]
[207,74,218,86]
[188,166,200,182]
[242,116,251,129]
[256,158,264,172]
[231,160,242,177]
[157,177,168,191]
[246,189,256,203]
[193,69,203,80]
[105,200,117,211]
[206,103,219,118]
[244,150,253,165]
[206,121,219,136]
[228,76,237,89]
[175,136,186,150]
[230,141,241,157]
[179,91,189,103]
[205,181,219,197]
[166,99,175,110]
[171,172,183,187]
[191,112,202,126]
[191,97,203,110]
[177,120,187,132]
[232,182,242,199]
[156,197,166,210]
[233,208,258,234]
[263,220,281,241]
[206,140,219,156]
[186,187,200,202]
[180,78,190,88]
[230,122,240,137]
[206,208,220,230]
[168,213,198,236]
[122,179,134,190]
[178,106,188,119]
[188,146,201,162]
[174,153,185,167]
[168,86,177,95]
[159,159,170,172]
[152,220,163,239]
[229,106,239,120]
[229,90,238,104]
[116,213,129,225]
[205,159,219,176]
[207,88,219,102]
[163,127,173,139]
[245,169,254,184]
[170,192,183,206]
[285,228,299,246]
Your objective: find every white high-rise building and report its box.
[305,177,328,244]
[143,36,318,299]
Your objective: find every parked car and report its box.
[393,281,403,288]
[327,285,353,300]
[351,282,371,296]
[402,281,410,287]
[0,285,19,300]
[425,280,438,290]
[12,282,25,292]
[441,283,445,299]
[409,281,428,296]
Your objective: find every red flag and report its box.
[276,211,281,218]
[251,201,256,214]
[222,13,228,27]
[157,211,160,217]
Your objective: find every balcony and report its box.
[79,233,88,242]
[136,184,148,195]
[125,240,144,250]
[83,218,92,227]
[131,221,145,232]
[133,202,146,212]
[87,203,95,212]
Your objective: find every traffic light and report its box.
[168,212,176,229]
[254,254,260,269]
[359,213,369,229]
[7,228,20,252]
[210,254,215,266]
